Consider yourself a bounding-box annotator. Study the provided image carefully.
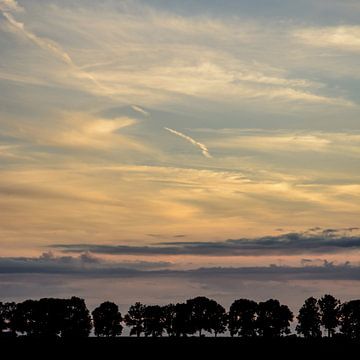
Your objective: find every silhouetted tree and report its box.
[228,299,258,337]
[61,297,92,338]
[0,302,16,334]
[339,300,360,340]
[296,297,321,338]
[187,297,210,336]
[12,300,39,336]
[318,294,340,337]
[0,302,7,333]
[3,294,355,340]
[37,298,68,337]
[186,296,224,337]
[162,304,177,337]
[172,303,191,337]
[143,305,165,337]
[257,299,293,338]
[12,298,91,338]
[125,302,146,337]
[92,301,123,337]
[209,302,227,337]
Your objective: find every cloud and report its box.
[0,144,33,161]
[1,1,352,108]
[0,252,173,274]
[0,162,358,252]
[0,183,125,207]
[0,252,360,283]
[194,128,360,158]
[0,0,23,12]
[208,133,331,152]
[1,11,73,65]
[1,111,146,152]
[183,262,360,282]
[164,127,212,158]
[53,229,360,257]
[295,26,360,51]
[0,2,359,260]
[0,1,114,98]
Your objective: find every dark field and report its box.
[1,337,359,358]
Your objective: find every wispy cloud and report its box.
[1,8,73,65]
[1,111,146,151]
[1,1,353,107]
[0,0,113,97]
[0,1,355,119]
[204,129,360,156]
[0,0,23,12]
[0,0,359,263]
[0,162,358,252]
[164,127,212,158]
[0,144,32,160]
[294,26,360,51]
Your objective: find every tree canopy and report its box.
[92,301,123,337]
[296,297,321,338]
[2,294,360,339]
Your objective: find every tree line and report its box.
[1,295,360,339]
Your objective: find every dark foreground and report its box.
[1,337,359,359]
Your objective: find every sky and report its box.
[0,0,360,314]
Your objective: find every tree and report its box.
[38,298,68,337]
[162,304,177,337]
[172,303,191,337]
[209,302,227,337]
[12,298,91,338]
[318,294,340,337]
[143,305,165,337]
[339,300,360,340]
[0,302,6,333]
[12,298,72,337]
[0,302,16,334]
[228,299,258,337]
[257,299,293,338]
[186,296,224,337]
[296,297,321,338]
[92,301,123,337]
[125,302,146,337]
[12,300,39,336]
[186,297,210,336]
[61,297,92,338]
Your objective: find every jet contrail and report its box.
[131,105,149,117]
[164,127,212,158]
[0,0,111,95]
[1,10,73,65]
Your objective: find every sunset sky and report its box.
[0,0,360,312]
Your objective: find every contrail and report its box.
[1,10,73,65]
[131,105,149,117]
[0,0,110,95]
[164,127,212,158]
